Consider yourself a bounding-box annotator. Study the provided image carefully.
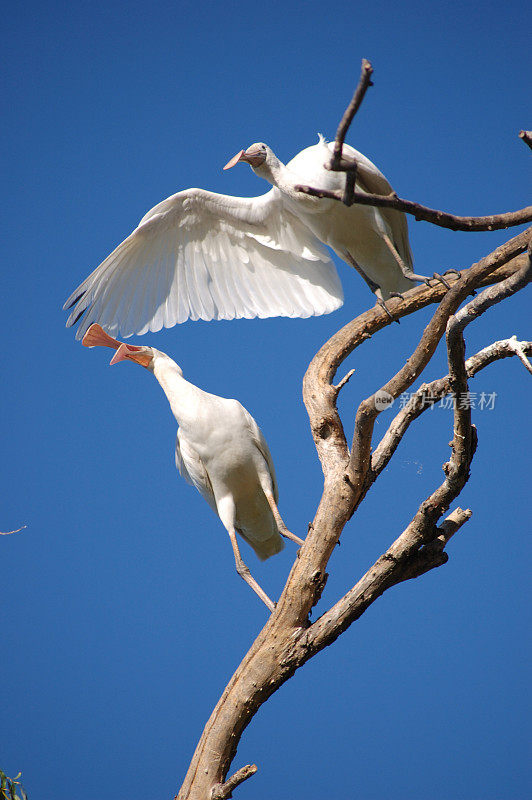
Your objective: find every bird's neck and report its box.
[152,361,201,428]
[255,158,292,194]
[255,157,318,204]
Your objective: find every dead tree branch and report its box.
[371,245,532,476]
[0,525,27,535]
[295,59,531,231]
[326,58,373,202]
[295,182,532,231]
[330,58,373,170]
[301,505,472,653]
[175,67,531,800]
[210,764,257,800]
[346,229,529,493]
[177,227,530,800]
[371,335,532,476]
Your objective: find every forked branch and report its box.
[175,66,531,800]
[371,245,532,477]
[371,335,532,477]
[177,229,531,800]
[211,764,257,800]
[295,59,532,231]
[347,229,530,494]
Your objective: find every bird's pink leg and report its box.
[342,251,396,321]
[381,234,459,290]
[227,529,275,612]
[264,492,305,546]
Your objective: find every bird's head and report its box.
[109,343,155,370]
[82,324,184,376]
[82,324,155,370]
[223,142,273,173]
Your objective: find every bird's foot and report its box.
[400,269,433,286]
[401,268,462,291]
[431,272,452,290]
[428,269,463,290]
[376,297,400,324]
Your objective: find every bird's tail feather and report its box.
[237,528,284,561]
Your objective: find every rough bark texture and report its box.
[175,64,531,799]
[176,234,531,800]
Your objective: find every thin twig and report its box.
[295,183,532,232]
[211,764,257,800]
[437,507,473,545]
[326,58,373,204]
[506,335,532,374]
[371,337,532,477]
[303,506,472,654]
[330,59,373,169]
[451,237,531,334]
[347,229,529,494]
[369,239,531,479]
[0,525,27,535]
[333,368,355,394]
[297,77,531,231]
[444,315,476,499]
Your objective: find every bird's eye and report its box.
[261,145,266,151]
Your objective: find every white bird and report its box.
[82,323,304,611]
[64,137,429,340]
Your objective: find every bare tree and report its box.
[175,61,531,800]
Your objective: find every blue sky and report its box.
[2,1,531,798]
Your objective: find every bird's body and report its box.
[82,324,301,610]
[282,140,413,297]
[155,356,283,560]
[65,138,416,339]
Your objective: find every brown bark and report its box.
[177,231,531,800]
[295,182,532,231]
[175,64,531,798]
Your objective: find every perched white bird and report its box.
[82,323,303,611]
[65,137,427,339]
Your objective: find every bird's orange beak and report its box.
[82,324,152,368]
[110,343,153,369]
[223,149,246,170]
[223,146,266,170]
[82,323,122,350]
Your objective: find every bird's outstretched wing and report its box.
[64,187,343,339]
[175,431,217,513]
[340,143,413,269]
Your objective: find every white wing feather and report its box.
[65,188,343,339]
[241,407,279,504]
[175,431,217,513]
